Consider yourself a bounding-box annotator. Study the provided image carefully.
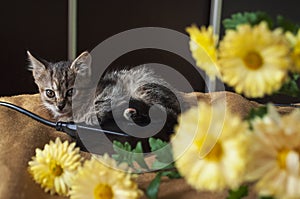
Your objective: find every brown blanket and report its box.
[0,94,71,199]
[0,92,293,199]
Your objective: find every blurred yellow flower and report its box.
[172,102,248,191]
[70,154,143,199]
[218,22,290,98]
[246,105,300,199]
[286,30,300,72]
[28,138,82,196]
[186,25,220,80]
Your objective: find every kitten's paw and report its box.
[83,114,99,126]
[57,115,73,122]
[73,113,99,126]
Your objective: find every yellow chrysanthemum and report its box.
[286,30,300,72]
[246,105,300,199]
[172,102,248,191]
[70,153,143,199]
[186,25,220,80]
[218,22,290,98]
[28,138,82,196]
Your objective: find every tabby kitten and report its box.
[29,51,185,137]
[28,51,90,121]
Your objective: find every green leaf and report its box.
[149,137,168,151]
[227,185,248,199]
[151,160,172,170]
[245,106,268,130]
[112,141,149,169]
[276,15,300,34]
[151,160,181,179]
[246,106,268,121]
[146,172,163,199]
[255,12,273,27]
[277,73,300,97]
[161,171,181,179]
[132,142,149,170]
[146,171,182,199]
[149,138,173,163]
[112,141,133,166]
[223,11,273,30]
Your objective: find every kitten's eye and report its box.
[45,89,55,98]
[66,88,75,97]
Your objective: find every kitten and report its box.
[28,51,90,121]
[29,51,185,137]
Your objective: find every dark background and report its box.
[0,0,209,96]
[0,0,68,96]
[1,0,300,103]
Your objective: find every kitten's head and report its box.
[28,51,91,120]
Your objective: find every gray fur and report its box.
[85,66,181,126]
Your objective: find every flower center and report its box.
[205,142,223,162]
[94,183,114,199]
[243,51,263,70]
[277,149,290,169]
[49,161,63,176]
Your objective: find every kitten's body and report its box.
[78,67,182,134]
[29,52,184,137]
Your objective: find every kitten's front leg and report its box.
[83,107,106,126]
[57,115,73,123]
[82,112,99,126]
[73,105,100,126]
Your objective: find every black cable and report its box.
[0,101,130,139]
[0,101,133,151]
[0,101,56,128]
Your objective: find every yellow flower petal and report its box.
[70,154,143,199]
[219,22,290,98]
[286,30,300,72]
[186,25,220,80]
[28,138,82,196]
[246,105,300,198]
[172,102,248,191]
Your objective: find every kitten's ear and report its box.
[27,51,46,72]
[70,51,92,76]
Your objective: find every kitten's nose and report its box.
[57,102,66,111]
